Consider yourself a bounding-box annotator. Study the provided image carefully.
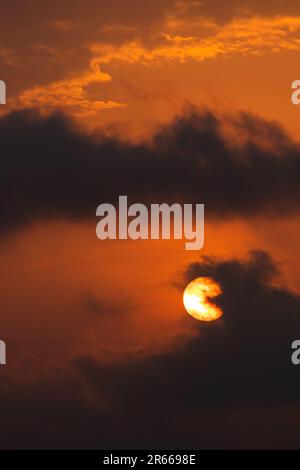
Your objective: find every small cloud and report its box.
[50,20,80,32]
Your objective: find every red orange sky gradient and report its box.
[1,0,300,450]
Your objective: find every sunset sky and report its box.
[1,0,300,449]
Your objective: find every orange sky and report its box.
[2,1,300,450]
[1,0,300,370]
[1,215,299,372]
[1,0,300,139]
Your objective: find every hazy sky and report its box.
[1,0,300,449]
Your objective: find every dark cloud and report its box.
[1,108,300,233]
[75,250,300,403]
[1,249,300,449]
[71,250,300,447]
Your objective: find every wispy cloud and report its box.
[13,14,300,116]
[17,63,126,115]
[90,15,300,65]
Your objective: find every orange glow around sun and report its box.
[183,277,223,322]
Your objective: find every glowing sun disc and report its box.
[183,277,223,321]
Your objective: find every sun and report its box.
[183,277,223,321]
